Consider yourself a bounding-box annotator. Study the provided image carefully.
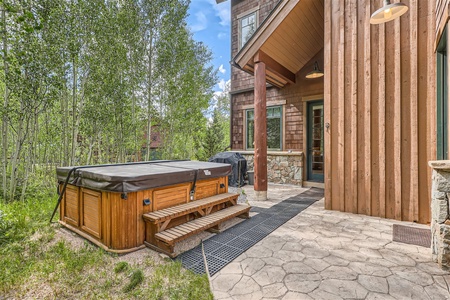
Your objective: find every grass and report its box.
[0,191,213,299]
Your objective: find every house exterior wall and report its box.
[231,0,324,153]
[231,0,278,94]
[324,0,436,224]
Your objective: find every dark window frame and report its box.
[246,106,283,150]
[437,26,448,160]
[239,11,258,50]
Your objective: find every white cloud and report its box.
[217,32,227,40]
[208,0,230,27]
[191,11,208,32]
[217,79,230,91]
[218,64,226,74]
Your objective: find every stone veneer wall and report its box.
[237,151,303,186]
[429,161,450,270]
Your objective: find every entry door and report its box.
[307,101,324,182]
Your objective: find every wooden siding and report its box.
[324,0,436,223]
[231,0,279,93]
[59,177,228,252]
[231,50,324,151]
[260,0,323,73]
[235,0,324,87]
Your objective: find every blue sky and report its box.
[187,0,231,92]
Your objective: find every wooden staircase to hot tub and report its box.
[143,192,250,257]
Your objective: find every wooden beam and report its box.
[253,60,268,197]
[364,0,371,216]
[394,17,402,221]
[324,0,332,210]
[337,0,345,212]
[350,0,358,214]
[254,51,296,84]
[409,0,418,222]
[378,23,386,218]
[243,64,286,88]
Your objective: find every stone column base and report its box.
[254,191,268,201]
[432,221,450,270]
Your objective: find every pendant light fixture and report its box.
[370,0,408,24]
[306,61,324,79]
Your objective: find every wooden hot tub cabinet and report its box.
[57,161,231,253]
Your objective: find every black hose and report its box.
[49,160,184,223]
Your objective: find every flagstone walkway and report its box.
[211,185,450,300]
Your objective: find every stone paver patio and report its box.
[211,185,450,300]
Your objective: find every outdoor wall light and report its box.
[305,61,324,79]
[370,0,408,24]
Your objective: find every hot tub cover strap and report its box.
[190,169,198,200]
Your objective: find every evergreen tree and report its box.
[200,108,226,161]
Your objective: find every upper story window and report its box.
[239,11,258,49]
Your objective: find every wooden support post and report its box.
[254,53,268,201]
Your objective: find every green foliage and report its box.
[0,1,219,296]
[0,192,213,298]
[114,261,130,274]
[0,0,220,202]
[135,260,213,300]
[123,269,144,293]
[198,108,227,161]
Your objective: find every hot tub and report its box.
[56,160,231,253]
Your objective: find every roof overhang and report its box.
[233,0,324,88]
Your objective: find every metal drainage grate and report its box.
[208,232,237,244]
[177,191,319,276]
[227,236,256,250]
[238,230,269,242]
[211,245,242,261]
[204,255,229,275]
[250,206,268,213]
[201,240,224,253]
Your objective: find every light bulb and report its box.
[384,8,392,19]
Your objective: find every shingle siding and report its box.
[230,0,324,152]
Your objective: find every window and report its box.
[437,26,448,160]
[239,12,257,49]
[246,106,282,150]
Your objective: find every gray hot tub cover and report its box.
[56,160,232,193]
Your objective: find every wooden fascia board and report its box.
[254,50,296,84]
[234,0,300,69]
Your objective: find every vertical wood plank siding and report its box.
[324,0,436,223]
[324,0,332,210]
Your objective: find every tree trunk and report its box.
[9,111,25,201]
[62,89,69,166]
[97,131,102,164]
[145,30,153,161]
[2,7,9,201]
[20,113,36,202]
[70,65,86,166]
[70,59,77,165]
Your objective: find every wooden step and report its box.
[154,204,250,245]
[143,192,239,223]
